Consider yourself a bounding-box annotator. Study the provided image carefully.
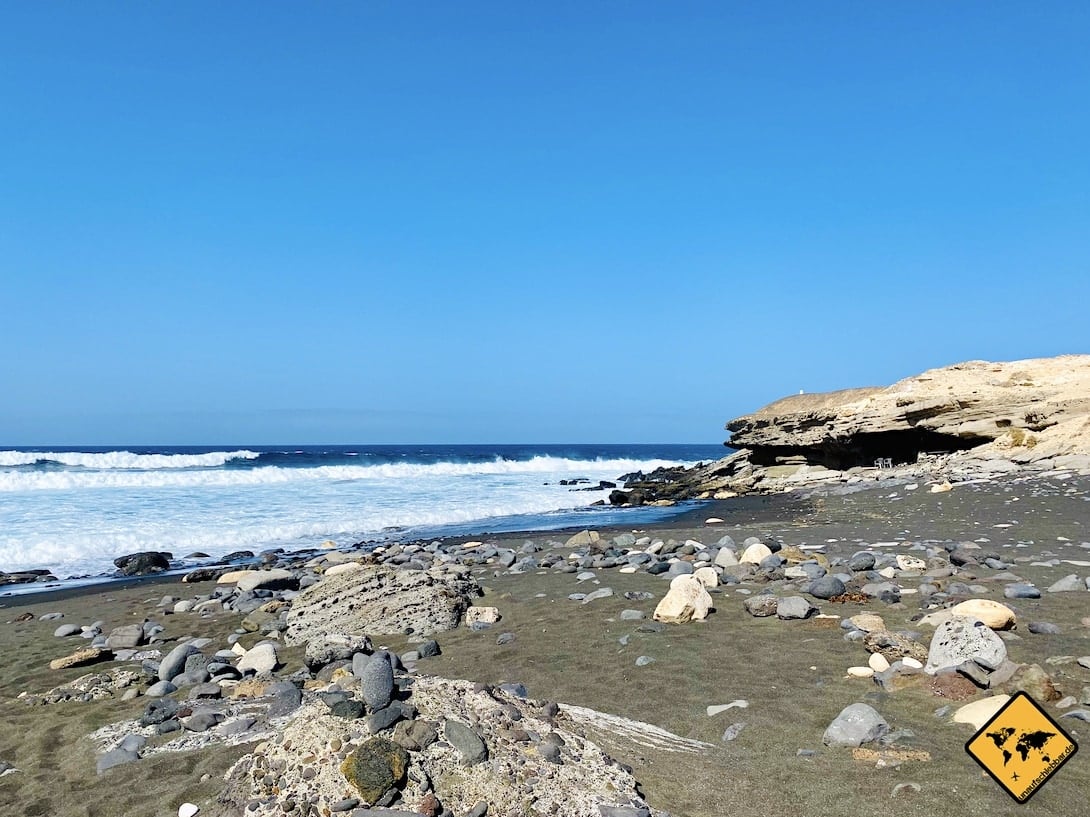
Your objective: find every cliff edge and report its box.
[616,355,1090,502]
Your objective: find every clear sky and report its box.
[2,2,1088,445]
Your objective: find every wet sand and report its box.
[2,474,1090,817]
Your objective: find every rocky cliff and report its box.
[617,355,1090,501]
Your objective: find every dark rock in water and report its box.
[444,719,488,765]
[1,571,58,586]
[114,551,171,576]
[181,567,222,583]
[222,550,256,562]
[807,576,845,600]
[340,737,409,804]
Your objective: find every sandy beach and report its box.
[2,471,1089,817]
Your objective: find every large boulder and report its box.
[925,616,1007,675]
[652,575,713,624]
[285,565,481,644]
[113,551,171,576]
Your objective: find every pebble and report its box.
[635,656,655,667]
[721,722,746,742]
[178,805,200,817]
[582,587,614,604]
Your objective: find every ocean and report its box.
[0,444,725,582]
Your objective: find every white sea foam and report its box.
[0,456,678,492]
[0,449,260,470]
[0,451,699,580]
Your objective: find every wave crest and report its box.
[0,449,261,470]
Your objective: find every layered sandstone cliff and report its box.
[617,355,1090,501]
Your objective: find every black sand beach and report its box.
[3,474,1090,817]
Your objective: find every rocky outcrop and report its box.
[618,355,1090,500]
[284,565,481,644]
[219,677,664,817]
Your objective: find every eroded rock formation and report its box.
[617,355,1090,500]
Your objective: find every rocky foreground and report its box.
[615,355,1090,503]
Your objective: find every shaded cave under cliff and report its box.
[747,428,985,470]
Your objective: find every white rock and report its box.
[868,653,890,672]
[714,548,738,568]
[930,481,953,493]
[692,567,719,589]
[217,569,257,585]
[179,805,200,817]
[896,554,926,571]
[653,575,713,624]
[849,613,885,633]
[739,543,772,565]
[704,517,725,524]
[707,700,748,716]
[948,599,1017,630]
[952,695,1011,730]
[465,606,501,626]
[847,666,875,678]
[901,656,924,670]
[237,642,279,675]
[323,561,364,578]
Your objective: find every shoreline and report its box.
[0,490,811,606]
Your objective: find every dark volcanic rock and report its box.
[114,552,172,576]
[340,737,409,804]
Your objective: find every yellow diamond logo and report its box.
[965,691,1078,803]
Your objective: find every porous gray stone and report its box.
[925,616,1007,674]
[822,703,889,747]
[285,565,481,643]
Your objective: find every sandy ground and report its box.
[2,474,1089,817]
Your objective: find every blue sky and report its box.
[2,2,1088,445]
